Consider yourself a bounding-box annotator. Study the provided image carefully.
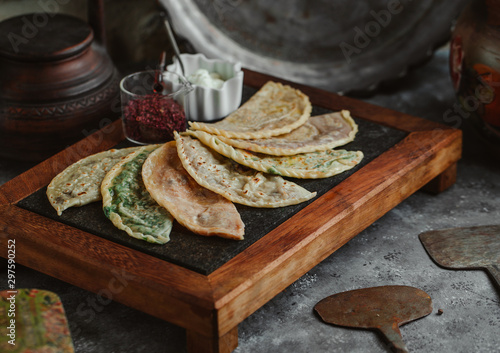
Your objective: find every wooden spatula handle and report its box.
[378,323,409,353]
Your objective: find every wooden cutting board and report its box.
[0,69,462,353]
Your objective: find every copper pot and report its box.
[0,0,120,161]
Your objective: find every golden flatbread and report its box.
[142,141,244,240]
[213,111,358,156]
[175,132,316,207]
[188,81,311,139]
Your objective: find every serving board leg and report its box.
[186,326,238,353]
[422,162,457,194]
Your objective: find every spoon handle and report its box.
[162,14,185,76]
[153,51,167,93]
[378,323,409,353]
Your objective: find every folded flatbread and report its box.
[142,141,244,240]
[213,111,358,156]
[175,132,316,207]
[189,81,311,139]
[47,147,140,215]
[185,130,363,179]
[101,145,173,244]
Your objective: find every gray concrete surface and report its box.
[1,47,499,352]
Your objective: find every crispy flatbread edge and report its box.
[217,110,358,156]
[101,145,171,244]
[142,141,245,241]
[188,82,312,139]
[46,147,141,216]
[174,132,317,208]
[184,130,364,179]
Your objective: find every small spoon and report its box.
[153,51,167,93]
[158,2,185,76]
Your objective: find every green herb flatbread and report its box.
[101,145,173,244]
[185,130,363,179]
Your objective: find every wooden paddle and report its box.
[314,285,433,353]
[419,225,500,290]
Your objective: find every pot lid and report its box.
[0,13,93,62]
[160,0,469,94]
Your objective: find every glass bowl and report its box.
[120,70,193,144]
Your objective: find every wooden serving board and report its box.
[0,70,462,352]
